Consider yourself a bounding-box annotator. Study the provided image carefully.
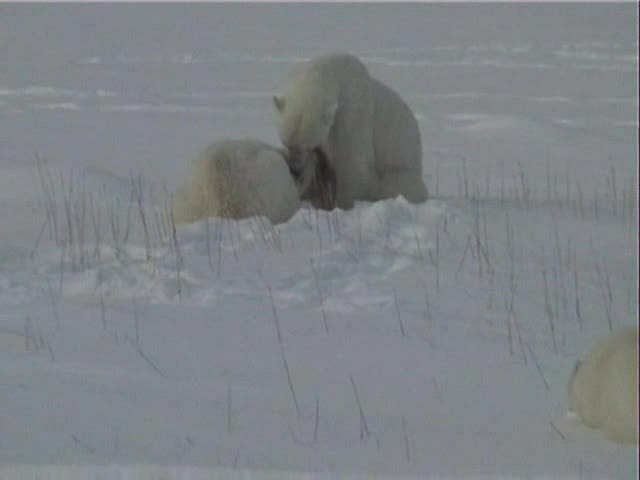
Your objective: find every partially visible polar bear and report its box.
[568,326,638,444]
[273,52,428,210]
[171,139,301,225]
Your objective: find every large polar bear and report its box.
[568,326,638,444]
[272,52,428,210]
[171,139,301,225]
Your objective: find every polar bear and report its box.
[568,326,638,444]
[171,139,301,225]
[273,52,428,210]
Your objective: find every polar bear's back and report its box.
[568,326,638,444]
[172,140,300,225]
[287,53,372,101]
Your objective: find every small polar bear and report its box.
[568,326,638,444]
[273,52,428,210]
[171,139,302,225]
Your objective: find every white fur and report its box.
[273,52,428,209]
[171,139,300,225]
[568,326,638,444]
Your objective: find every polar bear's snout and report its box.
[285,147,308,180]
[287,149,317,196]
[284,145,328,186]
[289,146,337,211]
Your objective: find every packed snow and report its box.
[0,4,637,479]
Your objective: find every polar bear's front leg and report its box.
[334,147,375,209]
[376,169,429,203]
[330,124,378,209]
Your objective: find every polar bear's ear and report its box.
[273,96,285,113]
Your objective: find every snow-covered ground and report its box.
[0,3,637,479]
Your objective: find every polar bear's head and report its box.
[272,91,338,178]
